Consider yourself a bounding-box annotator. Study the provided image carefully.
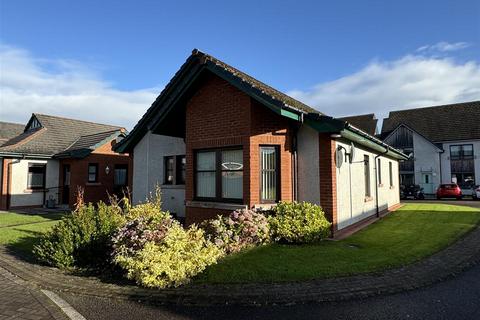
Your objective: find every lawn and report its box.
[197,203,480,284]
[0,211,65,256]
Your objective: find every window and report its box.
[364,155,371,197]
[164,156,174,185]
[450,144,475,187]
[163,155,186,185]
[88,163,98,183]
[450,144,474,160]
[176,155,186,185]
[260,146,280,202]
[27,164,46,189]
[377,158,382,185]
[114,165,128,186]
[389,162,393,187]
[195,148,243,201]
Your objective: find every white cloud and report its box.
[416,41,471,52]
[288,55,480,125]
[0,44,159,130]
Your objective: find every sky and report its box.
[0,0,479,131]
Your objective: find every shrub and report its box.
[33,202,126,269]
[202,209,270,254]
[269,201,331,243]
[112,213,222,288]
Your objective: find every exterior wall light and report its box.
[105,165,110,175]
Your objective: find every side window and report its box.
[377,158,382,185]
[164,156,174,185]
[389,162,393,187]
[364,155,371,197]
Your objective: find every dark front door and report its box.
[113,164,128,198]
[62,164,70,205]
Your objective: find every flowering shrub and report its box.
[269,201,331,243]
[112,213,222,288]
[33,201,126,269]
[202,209,270,254]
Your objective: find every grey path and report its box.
[404,199,480,209]
[0,267,67,320]
[60,262,480,320]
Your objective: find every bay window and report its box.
[195,148,243,201]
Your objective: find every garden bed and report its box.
[196,203,480,283]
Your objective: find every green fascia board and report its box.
[340,128,408,160]
[304,117,345,132]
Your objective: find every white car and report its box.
[473,185,480,200]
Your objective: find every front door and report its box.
[113,164,128,198]
[421,173,434,194]
[62,165,70,205]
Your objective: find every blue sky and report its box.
[1,0,479,130]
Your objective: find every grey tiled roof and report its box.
[381,101,480,142]
[339,114,378,135]
[0,121,25,145]
[0,114,122,156]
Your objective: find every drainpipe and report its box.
[374,146,389,217]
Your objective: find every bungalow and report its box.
[0,114,132,210]
[115,50,407,236]
[380,101,480,194]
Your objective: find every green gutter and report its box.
[340,126,408,160]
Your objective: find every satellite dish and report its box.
[336,147,344,168]
[349,142,356,163]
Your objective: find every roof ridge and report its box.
[192,49,320,114]
[33,113,123,128]
[77,128,122,138]
[387,100,480,115]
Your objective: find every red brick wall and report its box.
[59,139,132,208]
[318,133,337,232]
[0,158,11,210]
[185,74,294,225]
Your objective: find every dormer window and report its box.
[28,117,41,131]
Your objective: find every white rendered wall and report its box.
[297,125,320,204]
[335,141,400,230]
[412,132,442,193]
[10,159,59,207]
[132,131,186,217]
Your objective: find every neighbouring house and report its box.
[0,114,132,210]
[380,101,480,194]
[115,49,407,236]
[0,121,24,145]
[339,114,378,136]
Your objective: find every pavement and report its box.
[0,267,68,320]
[403,199,480,209]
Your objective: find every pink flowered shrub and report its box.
[202,209,270,254]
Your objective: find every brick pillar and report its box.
[0,159,11,210]
[318,133,337,233]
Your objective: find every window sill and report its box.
[378,184,384,188]
[85,182,101,186]
[161,184,185,190]
[252,203,277,210]
[186,201,247,211]
[364,197,374,203]
[24,189,46,193]
[389,186,395,190]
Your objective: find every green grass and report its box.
[0,211,65,256]
[197,203,480,284]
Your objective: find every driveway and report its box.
[60,262,480,320]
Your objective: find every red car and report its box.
[436,183,462,200]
